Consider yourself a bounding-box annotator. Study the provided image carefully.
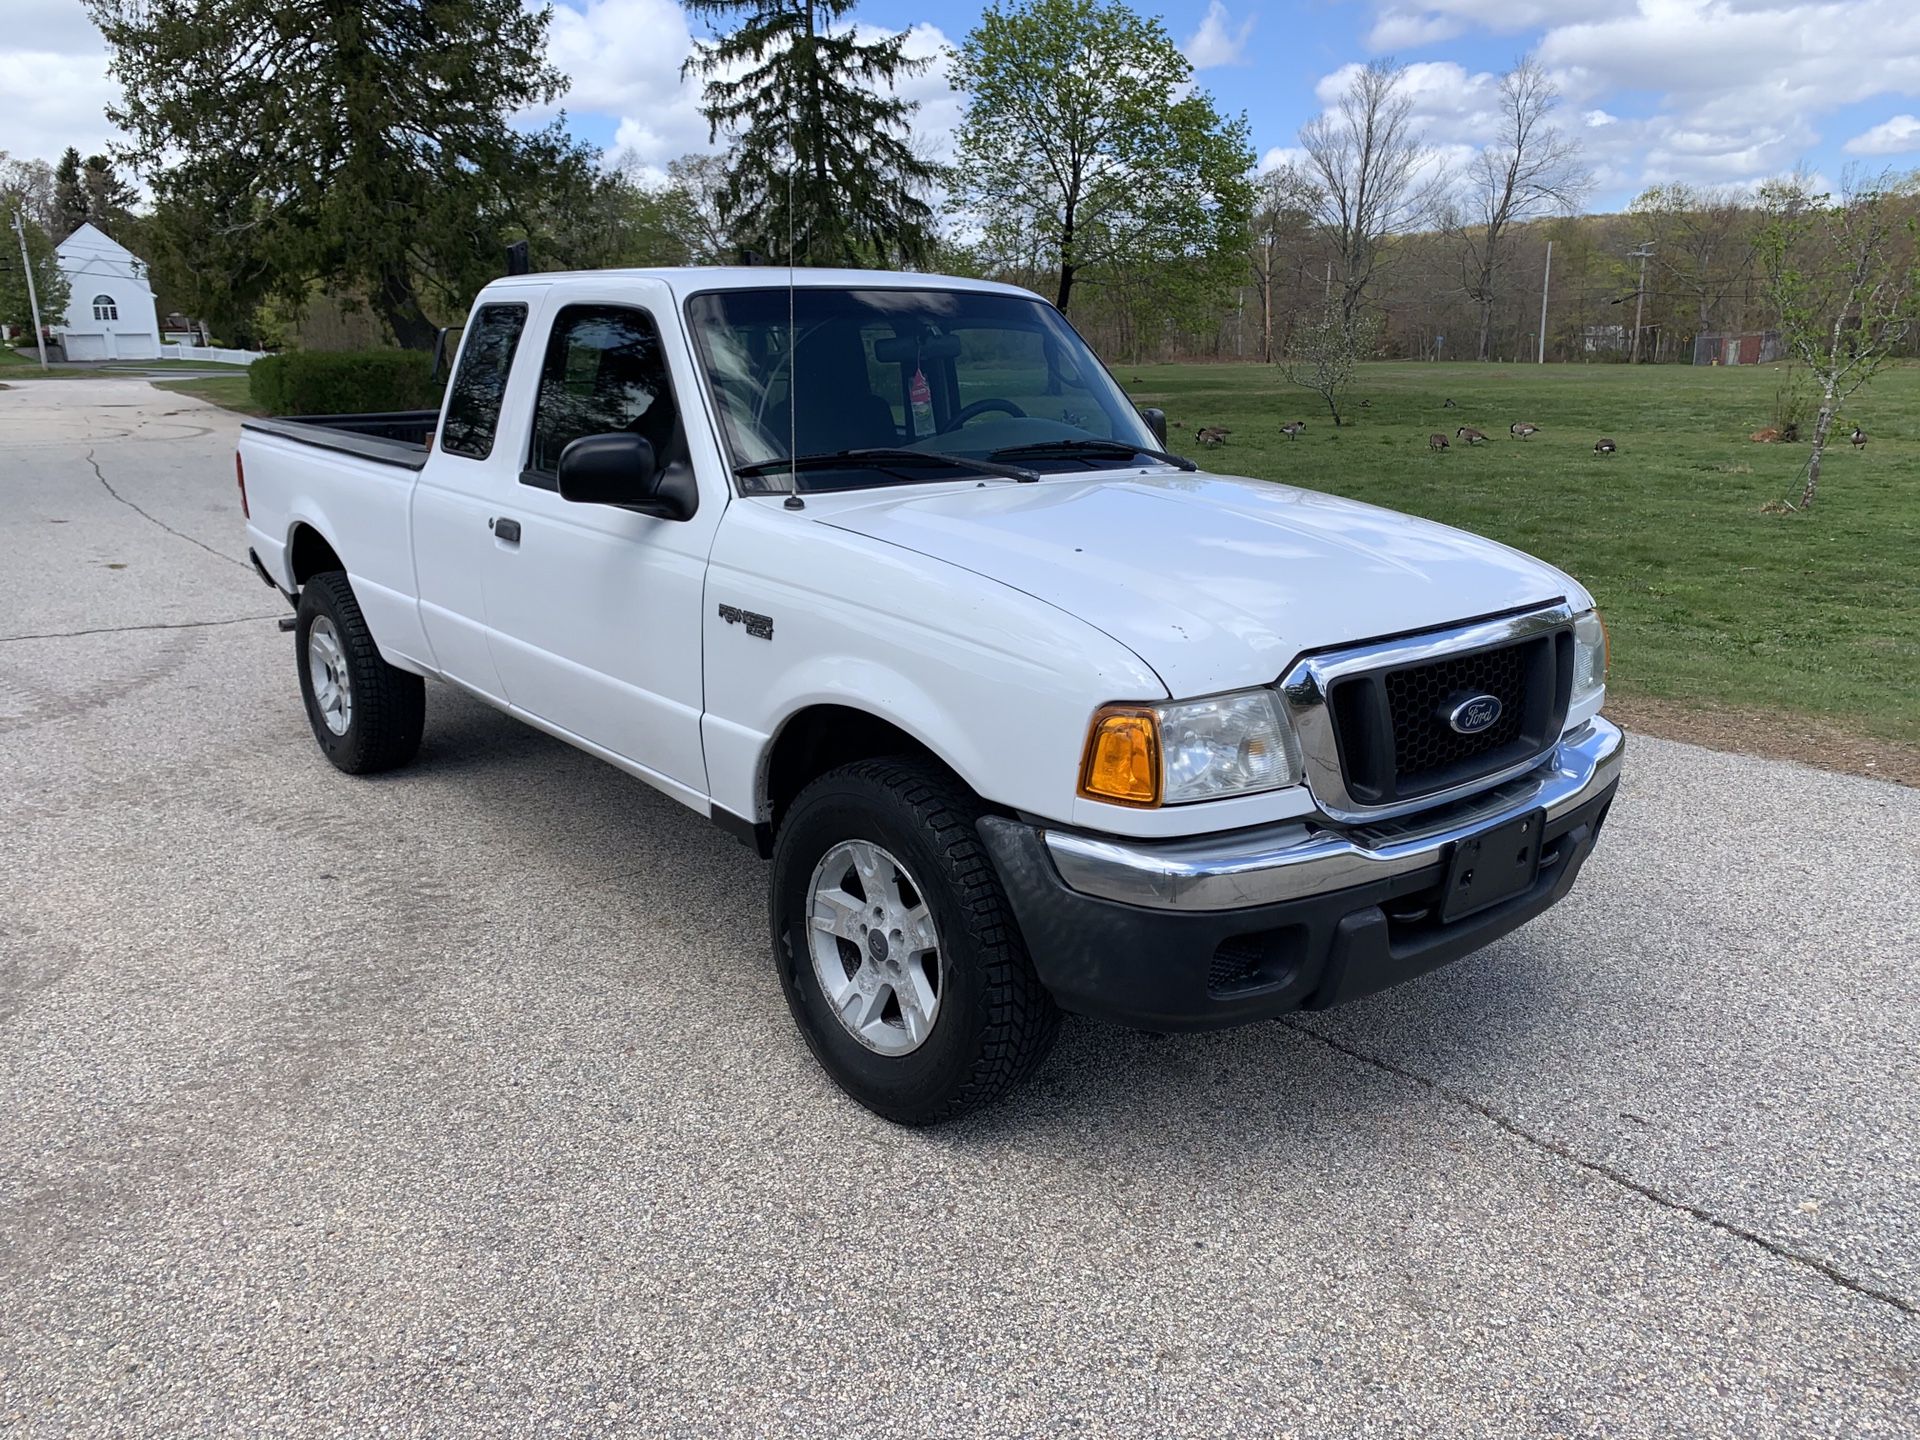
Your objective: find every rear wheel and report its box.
[295,571,424,774]
[771,758,1060,1125]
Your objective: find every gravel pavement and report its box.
[3,379,1917,1437]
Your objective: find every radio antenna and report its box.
[786,147,798,494]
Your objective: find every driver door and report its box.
[478,283,723,799]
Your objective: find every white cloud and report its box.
[1258,145,1309,173]
[1844,113,1920,154]
[1184,2,1255,70]
[1298,0,1920,204]
[1366,12,1463,50]
[0,0,123,165]
[538,0,712,166]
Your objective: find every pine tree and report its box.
[81,155,141,237]
[53,148,88,239]
[87,0,599,349]
[684,0,938,267]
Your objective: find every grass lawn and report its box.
[152,373,263,414]
[1126,360,1920,752]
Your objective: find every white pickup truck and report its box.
[239,267,1622,1124]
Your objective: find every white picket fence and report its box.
[159,342,271,366]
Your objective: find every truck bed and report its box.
[241,411,440,471]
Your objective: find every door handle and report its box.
[490,517,522,544]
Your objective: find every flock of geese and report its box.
[1190,415,1620,454]
[1187,405,1873,459]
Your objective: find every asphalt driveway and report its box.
[2,380,1916,1436]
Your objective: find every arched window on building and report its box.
[92,295,118,322]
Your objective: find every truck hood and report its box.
[812,470,1584,697]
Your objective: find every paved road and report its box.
[3,380,1917,1437]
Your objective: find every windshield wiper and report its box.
[989,438,1198,472]
[734,448,1039,486]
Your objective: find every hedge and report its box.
[248,349,441,416]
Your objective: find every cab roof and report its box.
[478,267,1045,305]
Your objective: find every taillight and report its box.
[235,451,248,518]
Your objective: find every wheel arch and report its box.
[287,521,346,589]
[761,702,980,850]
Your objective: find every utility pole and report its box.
[1627,241,1655,364]
[1537,240,1553,364]
[9,207,50,370]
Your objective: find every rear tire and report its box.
[295,570,425,775]
[771,757,1061,1125]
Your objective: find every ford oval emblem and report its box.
[1448,694,1503,735]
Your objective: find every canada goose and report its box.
[1456,426,1488,445]
[1750,427,1782,443]
[1194,426,1231,446]
[1594,437,1617,455]
[1281,421,1306,440]
[1360,398,1371,408]
[1510,421,1539,440]
[1851,426,1867,448]
[1429,432,1449,449]
[1443,397,1458,409]
[1782,422,1799,442]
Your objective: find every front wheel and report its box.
[770,758,1061,1125]
[295,570,425,774]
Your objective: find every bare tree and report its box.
[1632,181,1760,337]
[1759,169,1920,510]
[1298,60,1440,324]
[1248,165,1321,363]
[1455,57,1588,361]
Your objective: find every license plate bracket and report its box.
[1440,809,1545,922]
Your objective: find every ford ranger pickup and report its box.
[238,267,1623,1124]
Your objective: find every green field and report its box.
[1127,361,1920,748]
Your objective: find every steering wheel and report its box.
[940,397,1027,433]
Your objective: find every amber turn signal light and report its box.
[1079,706,1161,807]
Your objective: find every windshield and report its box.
[686,286,1164,491]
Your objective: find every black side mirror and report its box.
[1140,406,1168,446]
[556,433,698,520]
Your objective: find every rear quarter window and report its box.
[440,303,529,460]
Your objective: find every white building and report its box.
[54,223,162,361]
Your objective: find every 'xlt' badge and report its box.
[718,604,774,641]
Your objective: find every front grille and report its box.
[1384,644,1529,779]
[1326,627,1573,807]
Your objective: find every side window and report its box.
[526,304,679,485]
[440,303,528,460]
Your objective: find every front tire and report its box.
[771,758,1061,1125]
[295,570,425,774]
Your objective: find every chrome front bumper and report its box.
[1044,718,1624,912]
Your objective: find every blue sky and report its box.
[9,0,1920,213]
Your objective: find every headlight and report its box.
[1572,608,1608,707]
[1080,689,1302,807]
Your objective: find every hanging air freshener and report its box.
[909,365,935,439]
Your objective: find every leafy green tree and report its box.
[87,0,601,348]
[1758,169,1920,510]
[950,0,1253,315]
[0,196,70,341]
[684,0,938,267]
